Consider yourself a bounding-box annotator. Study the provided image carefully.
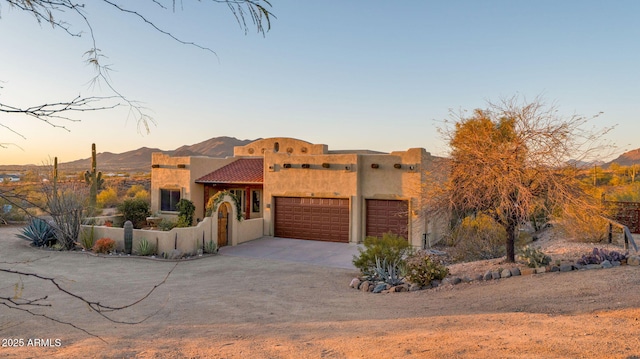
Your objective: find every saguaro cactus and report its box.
[84,143,104,210]
[124,220,133,254]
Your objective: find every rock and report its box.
[586,264,602,270]
[573,263,584,270]
[491,271,500,280]
[397,285,409,292]
[169,249,183,260]
[601,260,613,269]
[462,276,473,283]
[520,268,535,276]
[483,271,493,281]
[474,274,484,281]
[510,268,521,276]
[451,277,462,285]
[360,281,371,292]
[550,266,560,272]
[612,261,621,267]
[535,267,546,274]
[500,269,511,278]
[373,283,387,293]
[430,279,441,288]
[627,256,640,266]
[560,264,573,272]
[409,284,422,292]
[349,278,361,288]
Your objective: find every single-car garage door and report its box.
[274,197,350,242]
[366,199,408,239]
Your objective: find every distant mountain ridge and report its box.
[58,136,255,172]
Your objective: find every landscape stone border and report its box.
[349,255,640,294]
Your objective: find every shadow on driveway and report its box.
[218,236,362,270]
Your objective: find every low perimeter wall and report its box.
[81,216,264,255]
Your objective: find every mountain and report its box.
[57,136,255,173]
[605,148,640,168]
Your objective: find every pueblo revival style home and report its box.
[150,137,444,248]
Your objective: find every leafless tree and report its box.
[427,96,614,262]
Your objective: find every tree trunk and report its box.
[505,220,517,263]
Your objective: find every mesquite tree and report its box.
[430,96,612,262]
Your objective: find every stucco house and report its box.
[150,137,444,248]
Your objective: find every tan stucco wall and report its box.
[234,137,328,157]
[150,153,236,221]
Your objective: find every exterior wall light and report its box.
[394,163,402,169]
[151,164,160,168]
[283,163,292,168]
[301,164,311,168]
[371,163,379,169]
[322,163,330,168]
[177,164,187,168]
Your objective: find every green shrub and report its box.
[518,246,551,268]
[157,218,177,231]
[176,199,195,227]
[204,239,218,254]
[404,250,449,287]
[448,214,506,262]
[136,238,155,256]
[16,218,56,247]
[93,237,116,254]
[353,233,413,278]
[117,198,150,229]
[80,225,96,250]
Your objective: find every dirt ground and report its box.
[2,225,640,359]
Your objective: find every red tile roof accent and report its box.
[195,158,264,184]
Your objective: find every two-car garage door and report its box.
[274,197,409,243]
[274,197,350,242]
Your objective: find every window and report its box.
[252,190,261,213]
[160,189,181,212]
[229,189,246,213]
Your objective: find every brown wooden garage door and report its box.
[366,199,409,239]
[274,197,350,242]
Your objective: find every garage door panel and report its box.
[366,199,408,239]
[275,197,350,242]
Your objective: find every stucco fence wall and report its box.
[80,198,264,255]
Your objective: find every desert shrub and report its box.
[176,199,195,227]
[518,246,552,268]
[93,237,116,254]
[136,238,155,256]
[448,214,506,262]
[45,184,85,250]
[17,217,56,247]
[556,205,609,243]
[204,239,218,254]
[80,225,96,250]
[96,187,119,208]
[157,218,177,231]
[577,247,627,265]
[126,185,148,198]
[353,233,413,278]
[118,198,150,229]
[404,250,449,287]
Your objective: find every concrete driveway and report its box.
[218,236,362,270]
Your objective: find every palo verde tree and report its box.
[431,96,612,262]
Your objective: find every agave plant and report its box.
[374,257,404,286]
[136,238,155,256]
[17,218,56,247]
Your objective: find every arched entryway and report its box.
[217,202,230,247]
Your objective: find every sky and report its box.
[1,0,639,165]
